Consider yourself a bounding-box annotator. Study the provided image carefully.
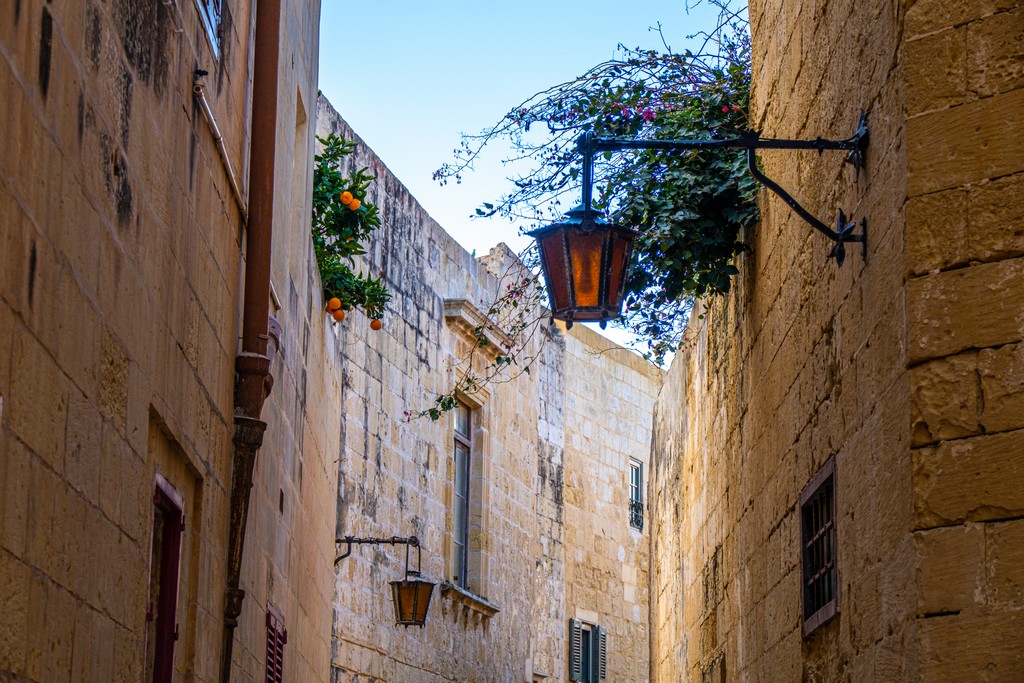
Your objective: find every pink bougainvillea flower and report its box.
[722,105,730,112]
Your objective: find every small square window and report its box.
[799,457,838,637]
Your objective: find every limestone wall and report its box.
[562,326,663,682]
[650,0,1024,680]
[0,1,335,681]
[230,0,338,680]
[318,98,663,683]
[318,102,529,682]
[650,0,915,677]
[903,0,1024,677]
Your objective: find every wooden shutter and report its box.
[152,477,184,683]
[568,618,583,681]
[266,609,287,683]
[595,625,607,680]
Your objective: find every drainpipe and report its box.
[221,0,282,680]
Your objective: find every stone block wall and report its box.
[318,98,663,683]
[650,0,1024,680]
[561,325,663,682]
[318,102,533,682]
[650,0,916,678]
[904,0,1024,678]
[0,1,336,681]
[229,0,339,680]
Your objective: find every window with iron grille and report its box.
[145,475,185,683]
[569,619,607,681]
[265,607,287,683]
[195,0,222,54]
[453,402,472,589]
[800,457,838,637]
[628,460,643,531]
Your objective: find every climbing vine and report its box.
[312,133,390,323]
[407,246,548,421]
[435,1,756,364]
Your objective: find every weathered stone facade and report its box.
[904,0,1024,676]
[650,0,1023,680]
[318,100,663,683]
[17,0,1014,680]
[0,0,336,680]
[0,0,664,676]
[560,325,661,682]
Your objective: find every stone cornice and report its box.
[443,299,514,359]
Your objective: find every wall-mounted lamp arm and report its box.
[574,112,870,265]
[585,112,868,163]
[334,535,420,566]
[744,147,866,266]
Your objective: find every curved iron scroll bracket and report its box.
[334,535,423,576]
[745,146,867,267]
[579,111,870,267]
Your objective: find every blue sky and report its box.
[317,1,721,257]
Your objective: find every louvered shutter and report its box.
[595,625,608,680]
[266,610,287,683]
[568,618,583,681]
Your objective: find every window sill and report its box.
[441,582,501,618]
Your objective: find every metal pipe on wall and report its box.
[221,0,283,679]
[193,78,248,222]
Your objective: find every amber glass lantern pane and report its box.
[566,231,605,310]
[413,581,434,620]
[606,234,630,311]
[391,578,434,626]
[529,206,635,325]
[540,233,569,313]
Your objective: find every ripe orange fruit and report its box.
[339,191,353,205]
[349,199,361,211]
[332,309,346,322]
[327,297,341,311]
[369,319,382,331]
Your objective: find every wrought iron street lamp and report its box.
[530,114,870,327]
[527,205,635,329]
[335,535,435,627]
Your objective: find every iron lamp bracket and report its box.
[577,111,870,267]
[336,534,435,628]
[334,535,423,577]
